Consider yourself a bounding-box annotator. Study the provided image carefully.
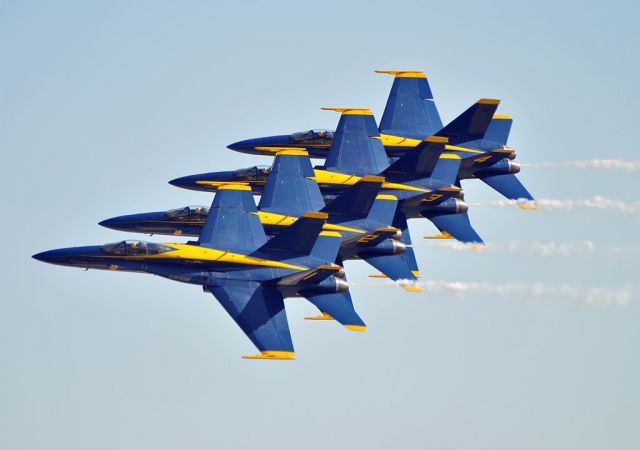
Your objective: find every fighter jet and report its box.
[226,70,534,204]
[171,108,481,244]
[102,150,423,290]
[33,185,367,360]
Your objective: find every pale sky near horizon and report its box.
[2,1,639,449]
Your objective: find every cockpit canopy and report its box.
[232,165,271,180]
[164,205,209,221]
[101,240,175,256]
[290,129,334,145]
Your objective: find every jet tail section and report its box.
[484,114,513,145]
[322,108,390,175]
[258,149,325,217]
[366,194,399,225]
[435,99,500,144]
[381,136,448,180]
[376,70,443,138]
[199,185,268,253]
[390,210,420,281]
[257,212,327,258]
[427,153,462,185]
[321,176,383,219]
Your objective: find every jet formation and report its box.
[34,70,535,359]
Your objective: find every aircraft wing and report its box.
[479,173,534,201]
[208,280,295,359]
[303,291,367,331]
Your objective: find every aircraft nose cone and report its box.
[169,175,197,189]
[98,217,119,229]
[228,135,292,152]
[33,249,63,264]
[227,138,258,151]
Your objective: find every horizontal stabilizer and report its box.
[303,291,366,331]
[436,99,500,144]
[381,136,448,179]
[257,212,326,257]
[361,254,420,288]
[321,175,383,219]
[392,210,421,280]
[426,212,484,244]
[480,174,534,202]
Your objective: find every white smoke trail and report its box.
[421,281,632,307]
[421,240,640,257]
[355,280,633,307]
[471,196,640,216]
[522,159,640,172]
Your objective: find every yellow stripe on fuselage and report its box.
[98,243,307,270]
[376,134,485,155]
[309,169,431,193]
[252,211,364,233]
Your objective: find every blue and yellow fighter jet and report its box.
[226,70,534,204]
[171,108,481,245]
[34,185,367,360]
[102,150,423,290]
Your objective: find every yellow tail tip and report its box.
[321,107,373,115]
[344,325,367,332]
[368,274,388,278]
[478,98,501,105]
[242,351,296,360]
[375,70,426,78]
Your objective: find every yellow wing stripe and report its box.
[309,169,431,192]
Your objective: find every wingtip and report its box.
[518,201,539,210]
[401,285,424,293]
[242,351,296,360]
[344,325,367,332]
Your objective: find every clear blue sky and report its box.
[2,1,639,449]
